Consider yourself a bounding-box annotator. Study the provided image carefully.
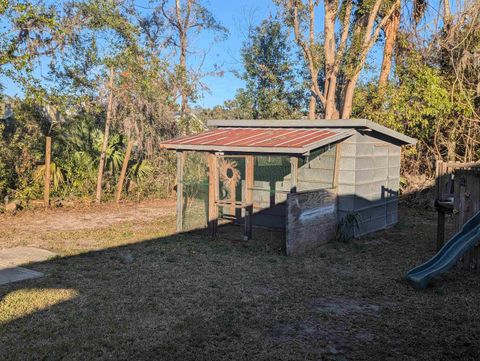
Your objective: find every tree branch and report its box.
[289,0,326,106]
[352,0,400,79]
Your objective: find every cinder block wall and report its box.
[336,131,401,236]
[297,146,336,191]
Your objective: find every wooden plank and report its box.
[244,155,254,240]
[245,156,254,205]
[444,161,480,169]
[208,153,219,237]
[216,200,248,207]
[44,136,52,207]
[176,151,185,232]
[435,159,442,201]
[286,189,337,255]
[458,185,466,232]
[333,143,341,188]
[229,181,236,217]
[244,205,253,241]
[290,157,298,193]
[471,173,480,270]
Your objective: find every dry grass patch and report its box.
[0,201,479,360]
[0,288,78,324]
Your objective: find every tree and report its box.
[353,1,480,174]
[276,0,401,119]
[0,0,71,206]
[0,0,69,82]
[0,99,45,202]
[156,0,227,116]
[378,0,440,94]
[52,0,141,203]
[241,18,304,119]
[198,89,255,120]
[95,67,115,203]
[112,44,176,202]
[378,6,400,91]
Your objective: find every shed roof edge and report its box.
[206,119,417,145]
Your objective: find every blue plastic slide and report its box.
[406,210,480,289]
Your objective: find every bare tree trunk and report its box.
[44,135,51,208]
[179,39,187,116]
[95,67,115,204]
[447,140,456,161]
[308,0,317,120]
[341,75,359,119]
[447,126,457,161]
[290,0,327,114]
[323,0,338,119]
[443,0,451,25]
[378,9,400,91]
[308,86,316,119]
[115,139,134,203]
[176,0,190,117]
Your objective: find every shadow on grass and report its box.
[2,203,480,361]
[0,224,293,360]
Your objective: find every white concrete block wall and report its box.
[337,131,402,236]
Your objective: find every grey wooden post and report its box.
[176,151,185,232]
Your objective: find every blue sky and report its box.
[2,0,276,107]
[191,0,446,108]
[189,0,279,108]
[3,0,446,108]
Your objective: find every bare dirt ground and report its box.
[0,199,175,234]
[0,200,479,361]
[0,199,176,252]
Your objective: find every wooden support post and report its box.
[208,153,219,237]
[290,156,298,193]
[333,143,341,188]
[244,155,254,240]
[435,159,442,201]
[435,159,445,252]
[176,151,185,232]
[457,185,466,232]
[244,205,253,241]
[44,135,52,208]
[437,210,445,251]
[229,182,236,218]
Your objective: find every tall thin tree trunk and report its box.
[443,0,451,25]
[44,135,51,208]
[95,67,115,204]
[323,0,338,119]
[447,128,457,162]
[378,9,400,92]
[179,44,187,116]
[341,75,359,119]
[308,86,316,120]
[176,0,190,117]
[115,139,134,203]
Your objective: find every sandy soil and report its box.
[0,199,175,239]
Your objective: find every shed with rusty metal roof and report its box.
[161,119,416,255]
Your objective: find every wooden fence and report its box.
[436,160,480,270]
[286,188,337,255]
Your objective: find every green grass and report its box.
[1,205,480,360]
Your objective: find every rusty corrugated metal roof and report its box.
[160,127,354,154]
[208,119,417,145]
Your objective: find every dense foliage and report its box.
[240,18,305,119]
[0,0,479,208]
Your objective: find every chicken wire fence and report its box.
[180,148,335,232]
[180,152,293,231]
[181,151,209,231]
